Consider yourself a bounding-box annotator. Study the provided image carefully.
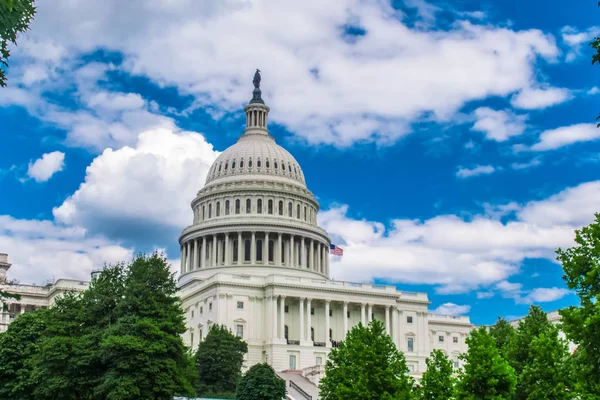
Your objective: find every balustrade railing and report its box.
[289,380,312,400]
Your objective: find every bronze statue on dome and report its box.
[253,69,261,89]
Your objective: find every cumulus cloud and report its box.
[511,86,572,110]
[0,215,133,283]
[561,25,600,62]
[456,165,496,178]
[4,0,560,147]
[471,107,528,142]
[431,303,471,316]
[525,123,600,152]
[319,180,598,294]
[53,128,220,248]
[494,280,570,304]
[26,151,65,182]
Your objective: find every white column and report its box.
[186,241,192,272]
[289,236,294,267]
[193,239,199,270]
[361,303,366,326]
[211,235,217,267]
[201,237,206,268]
[367,304,373,323]
[310,240,314,271]
[325,300,331,346]
[385,305,391,335]
[392,306,398,345]
[280,296,286,341]
[306,298,312,342]
[237,232,243,264]
[301,237,306,268]
[277,233,282,265]
[251,231,256,265]
[299,298,305,342]
[343,301,349,338]
[224,233,230,265]
[264,232,269,264]
[272,296,278,339]
[317,243,321,272]
[180,245,185,274]
[397,309,403,350]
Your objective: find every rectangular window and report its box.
[407,316,413,324]
[236,324,244,338]
[347,311,350,318]
[209,303,212,311]
[316,357,322,365]
[285,306,289,313]
[200,306,203,314]
[311,308,314,316]
[289,355,296,370]
[237,301,244,310]
[454,360,459,369]
[407,337,414,352]
[439,336,444,343]
[329,309,333,317]
[408,364,415,372]
[190,332,194,348]
[191,309,194,318]
[453,337,458,343]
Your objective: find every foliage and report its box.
[0,308,49,399]
[319,319,414,400]
[455,327,516,400]
[0,0,36,87]
[195,324,248,397]
[236,363,286,400]
[557,213,600,395]
[97,253,194,400]
[488,317,515,358]
[417,349,455,400]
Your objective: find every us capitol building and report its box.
[1,72,472,384]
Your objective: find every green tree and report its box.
[520,325,572,400]
[557,213,600,396]
[418,349,455,400]
[195,324,248,398]
[0,308,49,399]
[97,253,194,400]
[0,0,36,87]
[488,317,515,357]
[319,320,414,400]
[455,327,516,400]
[236,363,286,400]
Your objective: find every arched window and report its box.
[202,205,205,220]
[279,201,283,216]
[268,240,274,262]
[232,160,236,169]
[225,200,230,215]
[235,199,240,214]
[284,325,289,340]
[257,159,262,168]
[224,162,228,170]
[282,162,286,173]
[257,199,262,214]
[288,202,292,217]
[244,239,251,261]
[275,161,278,169]
[268,200,273,214]
[246,199,251,214]
[208,204,212,218]
[256,239,263,261]
[249,158,253,168]
[240,158,244,168]
[311,327,315,341]
[304,206,307,221]
[296,204,300,219]
[233,240,238,262]
[266,159,270,168]
[218,163,222,172]
[216,202,220,217]
[281,240,286,264]
[288,164,292,172]
[329,329,332,342]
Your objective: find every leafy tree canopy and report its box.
[236,363,286,400]
[489,317,515,358]
[319,319,414,400]
[455,326,516,400]
[417,349,455,400]
[0,0,36,87]
[195,324,248,397]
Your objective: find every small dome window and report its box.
[257,159,262,168]
[218,163,222,172]
[266,159,270,168]
[225,162,228,170]
[274,161,278,169]
[232,160,236,169]
[249,158,253,168]
[240,158,244,168]
[282,162,286,172]
[294,165,297,174]
[288,164,292,172]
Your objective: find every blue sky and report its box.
[1,0,599,325]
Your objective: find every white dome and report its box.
[205,133,306,187]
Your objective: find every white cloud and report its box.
[561,25,600,62]
[472,107,528,141]
[511,158,541,170]
[529,123,600,151]
[4,0,560,147]
[456,165,496,178]
[495,280,570,304]
[319,180,598,294]
[0,215,133,284]
[431,303,471,316]
[53,128,220,247]
[26,151,65,182]
[511,86,572,110]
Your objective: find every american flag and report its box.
[330,244,343,256]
